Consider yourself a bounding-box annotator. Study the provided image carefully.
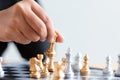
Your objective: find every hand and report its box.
[0,0,64,44]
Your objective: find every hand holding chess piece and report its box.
[29,57,41,79]
[80,54,90,75]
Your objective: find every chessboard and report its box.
[0,62,120,80]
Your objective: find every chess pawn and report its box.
[54,62,65,79]
[80,54,90,75]
[61,57,67,72]
[64,48,74,78]
[103,56,113,76]
[72,52,82,72]
[29,57,41,79]
[46,35,57,72]
[115,55,120,77]
[41,62,49,77]
[37,54,44,70]
[0,57,4,77]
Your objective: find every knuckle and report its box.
[32,36,40,42]
[15,2,23,10]
[43,16,52,24]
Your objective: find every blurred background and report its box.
[2,0,120,69]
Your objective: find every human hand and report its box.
[0,0,64,44]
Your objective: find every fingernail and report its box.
[40,39,46,42]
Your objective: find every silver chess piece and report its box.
[64,48,74,78]
[72,52,82,72]
[0,57,4,77]
[103,55,113,76]
[115,54,120,77]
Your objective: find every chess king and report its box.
[46,35,57,72]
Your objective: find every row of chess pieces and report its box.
[29,47,91,79]
[29,34,120,79]
[29,48,120,79]
[72,52,120,77]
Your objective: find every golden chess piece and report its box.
[41,61,49,77]
[29,57,41,79]
[61,57,67,72]
[46,35,57,72]
[54,62,65,79]
[37,54,44,70]
[80,54,90,75]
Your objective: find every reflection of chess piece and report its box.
[41,62,49,77]
[46,35,57,72]
[29,57,41,79]
[37,54,44,70]
[61,57,67,72]
[103,55,113,76]
[80,54,90,75]
[54,62,65,79]
[81,76,89,80]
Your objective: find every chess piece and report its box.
[103,55,113,76]
[64,48,74,78]
[80,54,90,75]
[61,57,67,72]
[72,52,82,72]
[37,54,44,70]
[46,35,57,72]
[0,57,4,77]
[29,57,41,79]
[115,55,120,77]
[54,62,65,79]
[41,61,49,77]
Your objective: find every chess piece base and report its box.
[30,71,40,79]
[0,71,4,77]
[80,69,90,75]
[115,71,120,77]
[41,72,49,77]
[103,69,113,76]
[65,72,73,78]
